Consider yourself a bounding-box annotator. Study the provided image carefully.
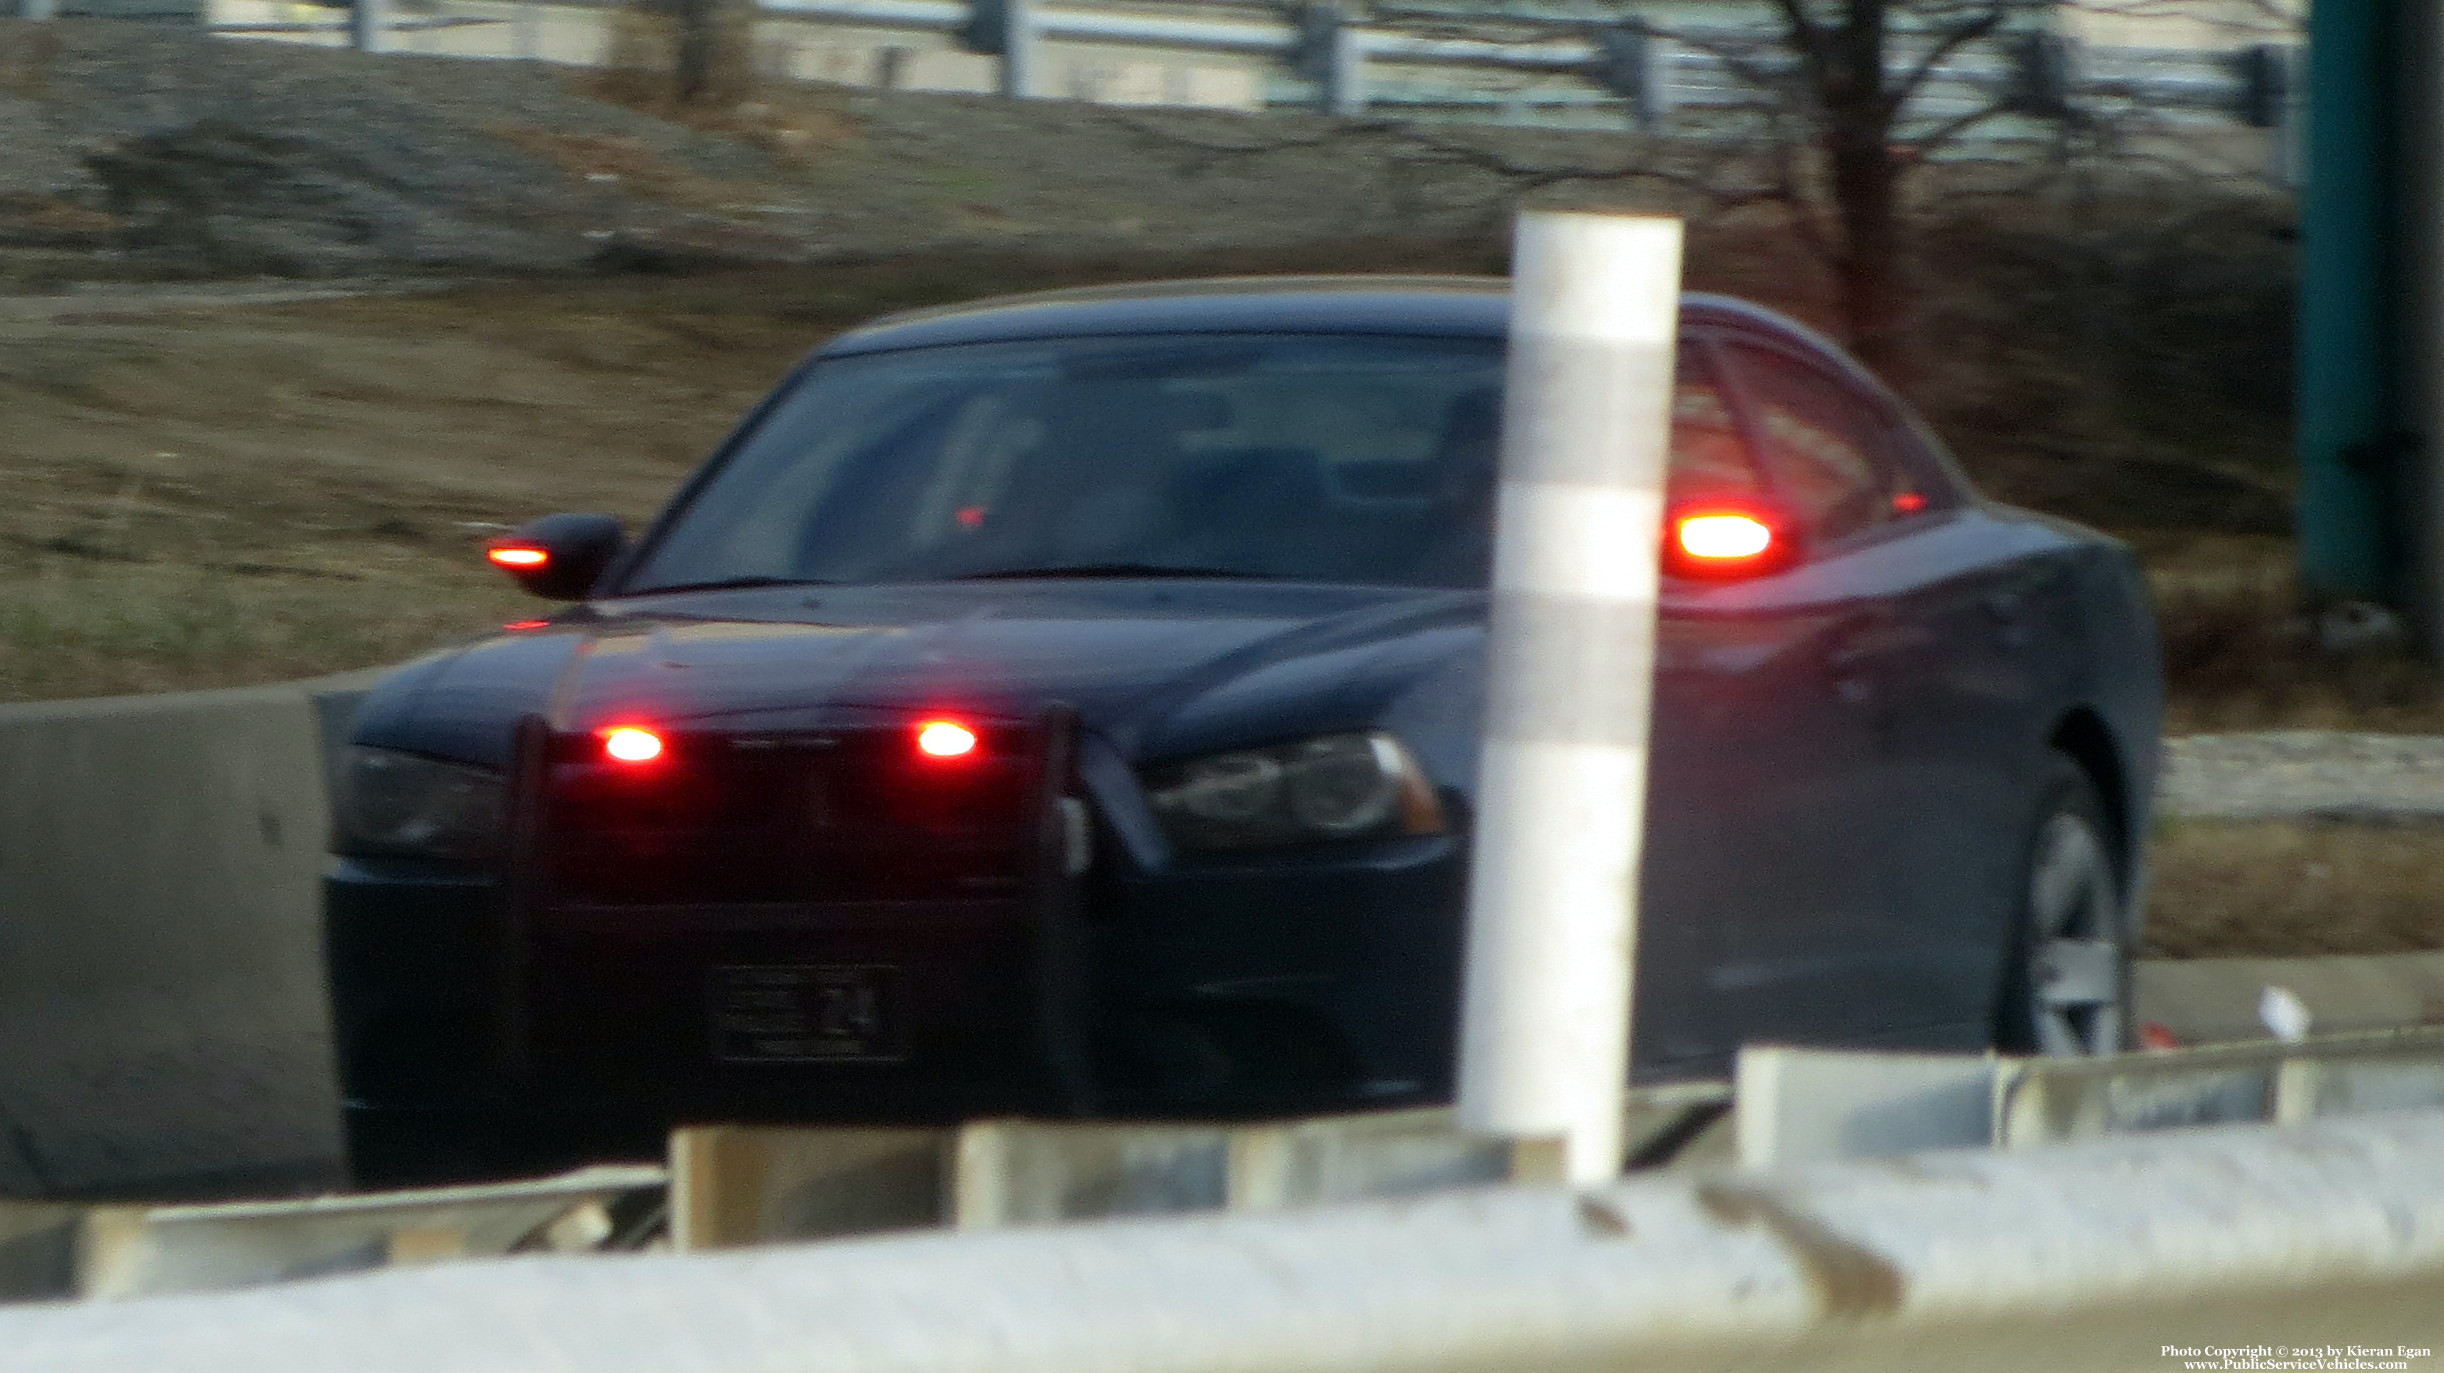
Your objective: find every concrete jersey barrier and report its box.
[0,1110,2437,1372]
[0,671,382,1198]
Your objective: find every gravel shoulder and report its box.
[0,19,1703,286]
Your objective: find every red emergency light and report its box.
[914,718,979,759]
[600,726,665,764]
[1675,511,1775,562]
[1662,501,1792,580]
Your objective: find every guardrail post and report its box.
[1296,4,1363,116]
[1456,210,1682,1185]
[1594,27,1672,132]
[349,0,389,52]
[876,45,910,90]
[2005,28,2077,120]
[961,0,1038,98]
[2235,43,2300,186]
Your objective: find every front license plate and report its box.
[708,965,904,1063]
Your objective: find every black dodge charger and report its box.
[326,276,2162,1181]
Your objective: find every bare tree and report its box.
[1628,2,2049,375]
[1626,0,2300,377]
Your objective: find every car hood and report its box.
[362,580,1490,769]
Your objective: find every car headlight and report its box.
[334,746,506,863]
[1144,732,1446,853]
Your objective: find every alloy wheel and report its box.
[2021,808,2125,1057]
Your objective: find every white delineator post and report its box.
[1457,210,1683,1185]
[350,0,389,52]
[1000,0,1039,99]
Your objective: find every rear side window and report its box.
[1668,344,1767,505]
[1722,343,1901,543]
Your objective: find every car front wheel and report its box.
[1994,753,2129,1057]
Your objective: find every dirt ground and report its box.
[2142,818,2444,959]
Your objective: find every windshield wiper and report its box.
[620,575,833,595]
[946,564,1279,581]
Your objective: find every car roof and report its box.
[817,275,1821,357]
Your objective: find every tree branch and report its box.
[1768,0,1835,94]
[1884,7,2010,114]
[1903,98,2017,160]
[1096,109,1797,220]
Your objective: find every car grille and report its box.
[538,720,1041,905]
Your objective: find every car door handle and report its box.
[1825,619,1889,671]
[1825,634,1878,704]
[1985,589,2035,647]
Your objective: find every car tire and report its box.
[1993,752,2131,1057]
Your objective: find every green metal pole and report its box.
[2296,0,2399,605]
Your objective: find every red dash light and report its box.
[914,719,978,759]
[1892,491,1928,514]
[488,546,549,570]
[600,726,664,764]
[1675,512,1775,563]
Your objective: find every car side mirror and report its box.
[484,513,626,600]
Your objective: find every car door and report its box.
[1635,334,1893,1070]
[1713,335,2051,1045]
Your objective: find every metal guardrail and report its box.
[3,1021,2437,1313]
[1998,1024,2444,1147]
[79,1164,669,1299]
[14,1024,2440,1307]
[4,1111,2440,1371]
[1734,1023,2444,1170]
[725,0,2293,143]
[140,0,2303,153]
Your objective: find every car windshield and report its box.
[624,333,1509,592]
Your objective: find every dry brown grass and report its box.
[0,19,61,96]
[2145,818,2444,958]
[567,0,865,167]
[585,0,755,110]
[0,246,1508,705]
[2141,532,2444,734]
[559,84,864,171]
[481,123,765,211]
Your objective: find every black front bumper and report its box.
[326,849,1086,1171]
[325,834,1467,1183]
[327,707,1466,1183]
